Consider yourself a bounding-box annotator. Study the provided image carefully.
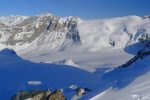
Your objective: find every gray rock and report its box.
[0,13,81,49]
[10,89,51,100]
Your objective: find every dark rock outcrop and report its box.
[134,28,150,42]
[49,89,66,100]
[73,87,91,97]
[10,89,66,100]
[10,89,51,100]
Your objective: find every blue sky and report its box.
[0,0,150,19]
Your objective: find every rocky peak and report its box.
[0,12,81,51]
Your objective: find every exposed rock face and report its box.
[134,28,150,42]
[10,89,66,100]
[10,88,91,100]
[76,88,86,96]
[49,90,66,100]
[36,15,81,50]
[70,87,91,100]
[10,90,51,100]
[0,13,81,50]
[75,87,91,97]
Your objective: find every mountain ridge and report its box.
[0,13,150,100]
[0,13,150,71]
[0,13,150,52]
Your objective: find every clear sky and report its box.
[0,0,150,19]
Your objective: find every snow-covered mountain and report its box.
[0,12,81,52]
[15,14,149,72]
[0,13,149,69]
[0,13,149,52]
[0,13,150,100]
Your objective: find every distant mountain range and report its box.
[0,13,149,53]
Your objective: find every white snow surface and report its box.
[0,14,150,100]
[90,56,150,100]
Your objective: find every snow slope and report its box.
[90,55,150,100]
[0,49,97,100]
[0,42,149,100]
[0,14,150,100]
